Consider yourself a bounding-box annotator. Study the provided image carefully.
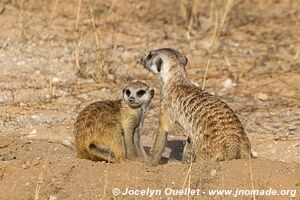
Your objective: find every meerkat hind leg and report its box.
[182,137,196,164]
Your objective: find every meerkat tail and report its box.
[240,146,253,159]
[89,144,118,163]
[24,138,74,149]
[223,140,252,160]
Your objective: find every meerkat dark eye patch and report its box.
[146,53,152,60]
[156,58,163,72]
[136,90,146,97]
[125,89,131,96]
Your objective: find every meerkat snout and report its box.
[123,82,154,108]
[129,97,135,103]
[140,50,154,65]
[140,48,188,77]
[140,50,163,74]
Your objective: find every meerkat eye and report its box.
[125,89,131,96]
[136,90,145,97]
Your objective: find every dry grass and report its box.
[74,29,85,71]
[18,0,24,39]
[34,148,51,200]
[249,157,256,200]
[202,0,234,90]
[76,0,113,81]
[75,0,82,31]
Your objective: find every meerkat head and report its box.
[140,48,188,82]
[122,81,154,109]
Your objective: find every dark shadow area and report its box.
[143,139,186,165]
[144,146,151,154]
[166,139,185,161]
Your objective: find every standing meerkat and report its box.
[140,48,252,166]
[74,81,154,162]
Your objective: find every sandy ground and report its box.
[0,0,299,199]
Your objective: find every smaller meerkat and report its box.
[74,81,154,162]
[140,48,252,166]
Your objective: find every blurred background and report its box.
[0,1,300,199]
[0,0,299,163]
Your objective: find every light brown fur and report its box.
[140,48,252,166]
[74,82,154,163]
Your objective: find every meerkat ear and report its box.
[156,58,163,72]
[150,89,155,98]
[180,55,188,66]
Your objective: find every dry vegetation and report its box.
[0,0,300,199]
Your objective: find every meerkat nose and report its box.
[140,57,145,65]
[129,97,135,103]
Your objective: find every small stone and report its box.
[81,94,88,100]
[31,160,40,166]
[25,182,30,186]
[22,162,30,169]
[63,47,71,55]
[222,79,235,89]
[52,77,59,83]
[28,129,37,137]
[107,74,115,81]
[251,149,258,158]
[210,169,217,176]
[258,93,268,101]
[61,140,72,147]
[100,88,108,92]
[0,95,4,103]
[288,126,297,131]
[39,40,45,46]
[19,102,26,107]
[17,61,26,66]
[35,70,41,75]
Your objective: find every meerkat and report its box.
[74,81,154,163]
[140,48,252,166]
